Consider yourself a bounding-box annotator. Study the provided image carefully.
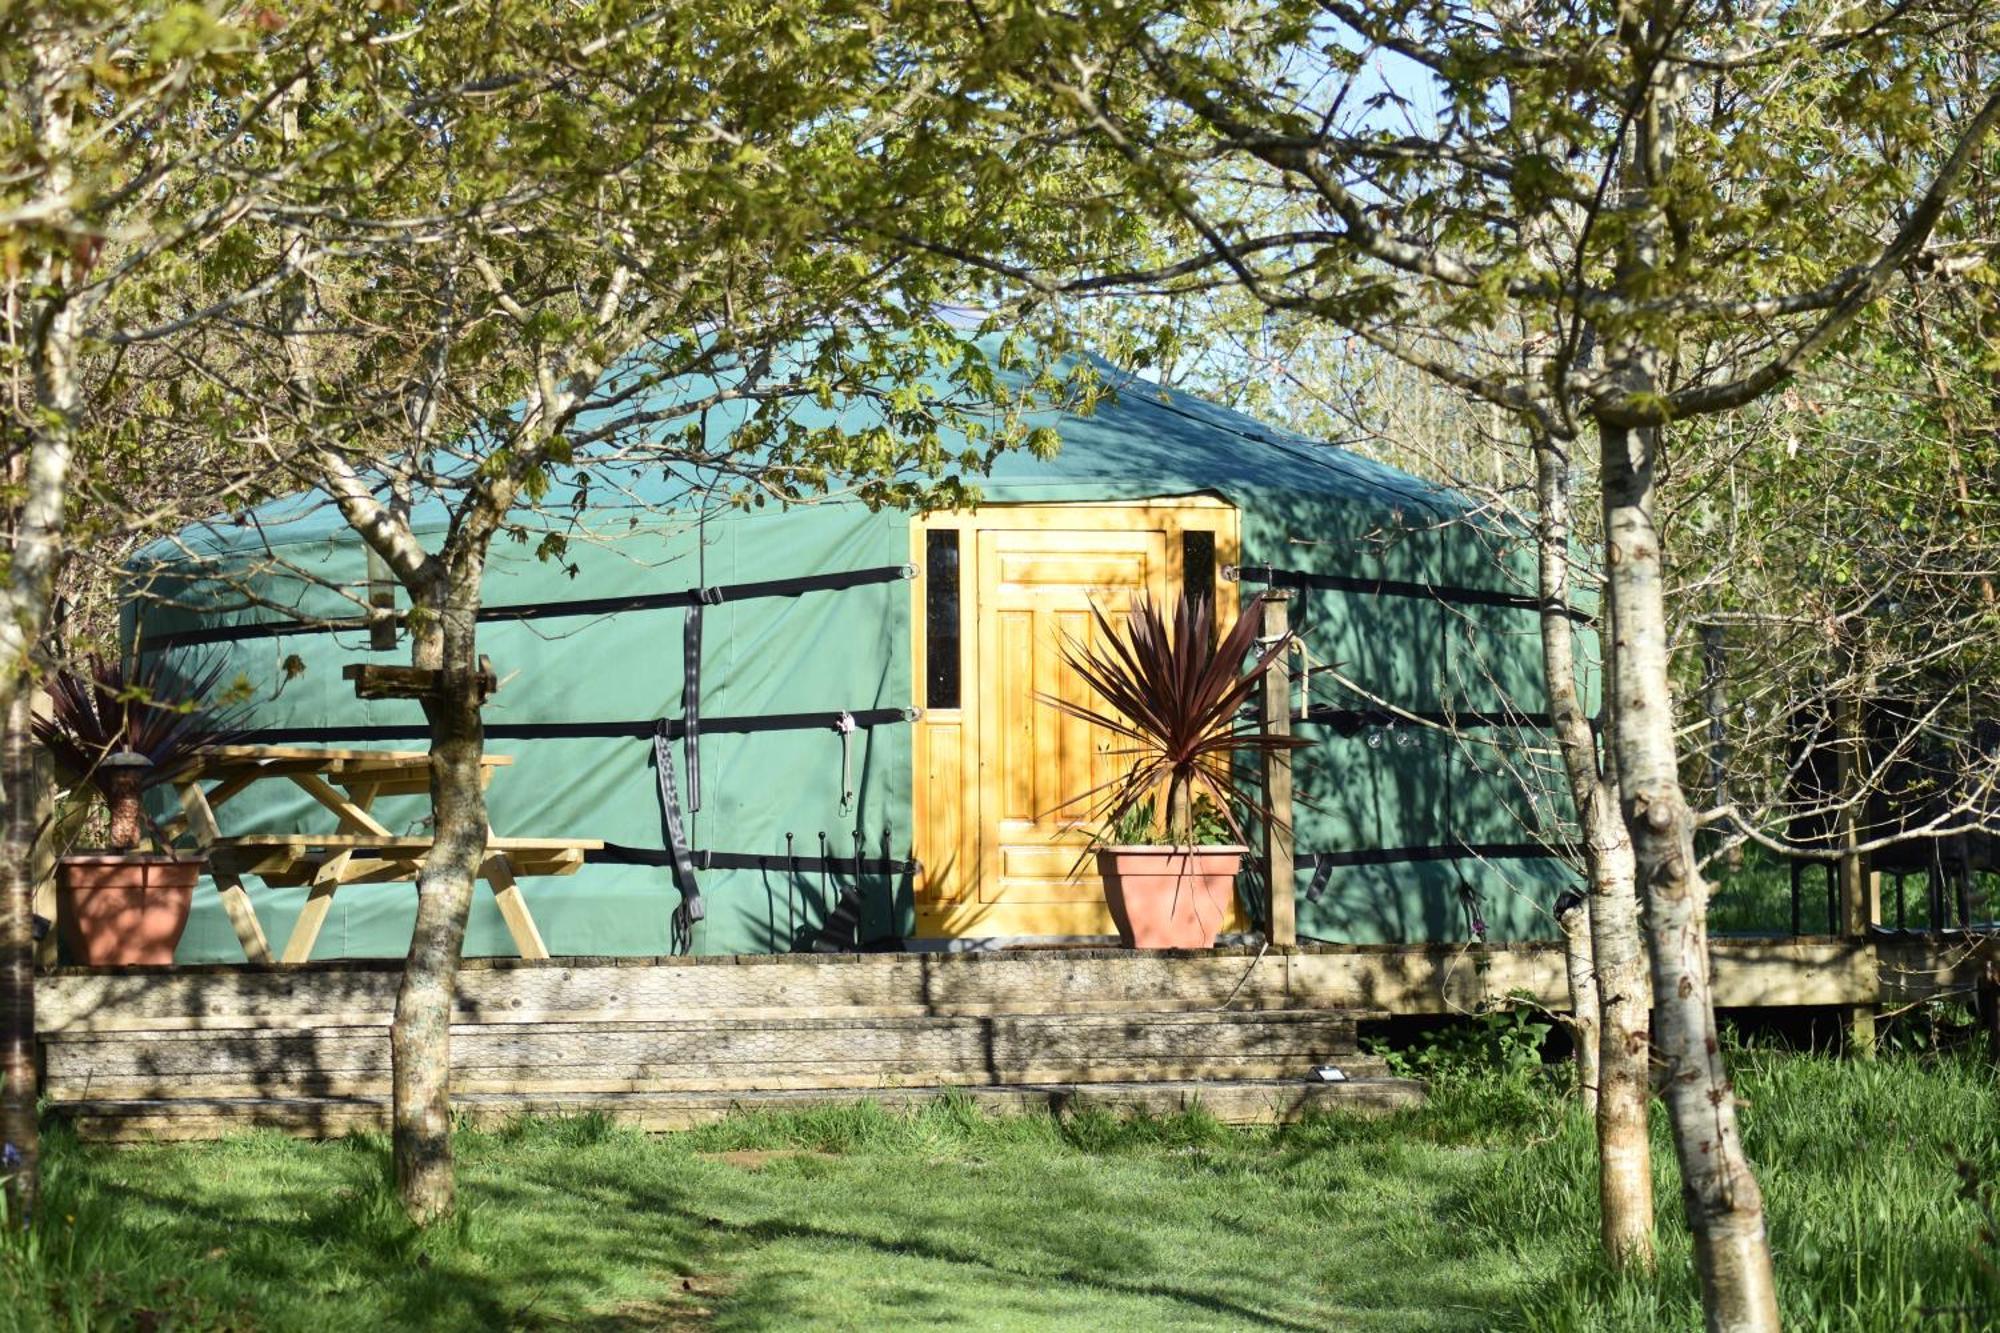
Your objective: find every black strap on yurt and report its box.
[1282,841,1566,911]
[236,707,919,745]
[592,845,918,875]
[593,835,919,955]
[141,563,918,650]
[1294,704,1558,732]
[1228,562,1595,626]
[1294,842,1559,871]
[651,719,706,953]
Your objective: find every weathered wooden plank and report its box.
[1284,937,1888,1013]
[38,936,1939,1036]
[1711,938,1880,1008]
[1876,933,1993,1004]
[47,1059,1390,1104]
[42,996,1313,1035]
[45,1010,1360,1074]
[342,660,499,703]
[1283,944,1568,1013]
[44,1052,1389,1103]
[55,1076,1422,1142]
[37,951,1300,1030]
[42,1010,1364,1101]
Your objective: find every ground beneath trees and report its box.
[4,1049,1996,1331]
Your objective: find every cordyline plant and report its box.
[32,653,249,795]
[1041,590,1303,847]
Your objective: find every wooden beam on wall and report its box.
[1259,591,1295,947]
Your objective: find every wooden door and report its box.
[912,500,1241,939]
[977,525,1167,916]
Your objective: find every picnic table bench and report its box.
[166,745,599,966]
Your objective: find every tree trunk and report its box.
[1,31,83,1229]
[1601,419,1780,1332]
[391,572,490,1226]
[1977,936,2000,1066]
[1582,765,1653,1270]
[1533,435,1654,1269]
[1555,892,1600,1113]
[0,686,37,1227]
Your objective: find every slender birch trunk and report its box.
[1534,435,1654,1269]
[1555,893,1600,1112]
[0,689,40,1227]
[1542,449,1599,1112]
[1,32,83,1228]
[1602,418,1779,1332]
[1596,20,1779,1317]
[391,568,491,1224]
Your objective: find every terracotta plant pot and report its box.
[1097,845,1246,949]
[55,853,205,966]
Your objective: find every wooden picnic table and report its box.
[167,745,600,966]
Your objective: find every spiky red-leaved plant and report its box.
[1040,590,1303,847]
[32,652,249,797]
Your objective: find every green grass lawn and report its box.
[5,1048,1998,1331]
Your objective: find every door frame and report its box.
[909,497,1242,940]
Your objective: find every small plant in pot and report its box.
[1041,591,1300,949]
[33,653,247,966]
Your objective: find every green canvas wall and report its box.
[136,348,1584,962]
[146,501,918,961]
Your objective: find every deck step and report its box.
[43,1008,1375,1101]
[37,951,1337,1033]
[54,1076,1424,1142]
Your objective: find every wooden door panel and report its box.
[992,607,1037,829]
[978,528,1164,907]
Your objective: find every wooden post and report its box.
[177,782,274,965]
[29,724,59,970]
[343,658,498,703]
[1259,591,1296,947]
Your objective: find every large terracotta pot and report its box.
[55,853,205,966]
[1097,845,1246,949]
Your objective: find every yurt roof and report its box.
[146,340,1464,561]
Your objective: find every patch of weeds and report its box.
[1370,1004,1558,1088]
[486,1110,627,1150]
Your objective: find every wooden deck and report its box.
[35,936,1978,1141]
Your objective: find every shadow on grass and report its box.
[681,1209,1320,1332]
[31,1099,1545,1332]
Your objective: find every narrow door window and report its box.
[1182,529,1217,622]
[925,529,962,710]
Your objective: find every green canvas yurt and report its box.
[132,351,1582,963]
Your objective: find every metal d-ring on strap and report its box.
[835,709,858,815]
[651,718,706,951]
[1304,856,1335,904]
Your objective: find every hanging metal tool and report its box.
[651,719,705,953]
[834,709,858,815]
